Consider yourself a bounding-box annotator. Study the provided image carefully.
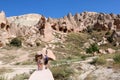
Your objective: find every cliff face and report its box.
[0,11,120,47]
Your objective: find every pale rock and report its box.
[7,14,42,26]
[89,39,95,44]
[98,37,108,46]
[0,11,7,25]
[89,67,120,80]
[106,48,116,54]
[99,49,107,54]
[80,52,86,55]
[41,23,54,42]
[83,42,90,48]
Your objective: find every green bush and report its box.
[105,31,110,35]
[107,36,113,43]
[113,54,120,63]
[86,43,99,54]
[10,38,22,47]
[86,47,93,54]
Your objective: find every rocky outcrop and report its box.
[99,48,116,54]
[0,11,7,27]
[7,11,120,35]
[106,48,116,54]
[0,11,10,47]
[48,12,120,33]
[86,67,120,80]
[7,14,42,26]
[0,11,10,31]
[0,11,120,47]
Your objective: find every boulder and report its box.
[41,23,54,42]
[97,37,108,46]
[99,49,107,54]
[83,42,91,48]
[106,48,116,54]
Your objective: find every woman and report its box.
[35,54,44,70]
[29,53,54,80]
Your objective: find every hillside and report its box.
[0,11,120,80]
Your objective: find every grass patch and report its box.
[20,59,36,65]
[0,76,8,80]
[90,57,106,65]
[11,73,30,80]
[50,64,73,80]
[1,55,16,63]
[91,52,120,68]
[50,54,91,66]
[51,57,82,65]
[89,31,106,42]
[0,68,13,75]
[113,53,120,64]
[65,32,89,46]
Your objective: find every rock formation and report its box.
[0,11,119,47]
[0,11,10,47]
[0,11,120,80]
[0,11,7,27]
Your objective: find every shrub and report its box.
[10,38,22,47]
[107,36,113,43]
[105,31,110,35]
[86,43,99,54]
[113,54,120,63]
[86,47,93,54]
[51,65,73,80]
[36,42,41,46]
[90,57,106,65]
[87,26,93,33]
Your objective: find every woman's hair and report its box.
[35,54,43,62]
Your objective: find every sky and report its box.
[0,0,120,18]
